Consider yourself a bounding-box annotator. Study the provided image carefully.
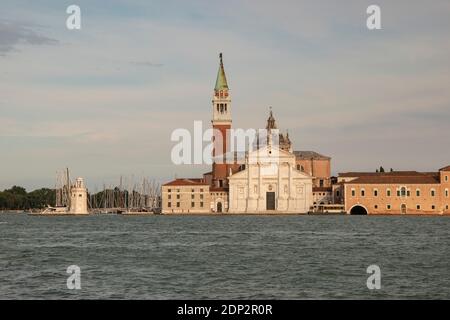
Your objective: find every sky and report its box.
[1,0,450,191]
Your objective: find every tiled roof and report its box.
[313,187,332,192]
[293,151,331,160]
[163,178,208,186]
[439,165,450,171]
[210,187,228,192]
[339,171,424,177]
[346,174,440,185]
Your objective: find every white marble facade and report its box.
[228,146,313,213]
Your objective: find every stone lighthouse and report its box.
[69,177,88,214]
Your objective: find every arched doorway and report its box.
[217,202,222,213]
[350,205,368,215]
[401,204,407,214]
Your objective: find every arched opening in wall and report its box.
[350,205,368,215]
[217,202,222,213]
[401,204,407,214]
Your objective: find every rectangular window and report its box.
[191,194,194,199]
[387,204,391,210]
[416,205,421,210]
[200,202,204,208]
[168,195,171,200]
[336,190,340,197]
[374,190,378,197]
[176,202,180,208]
[191,202,195,207]
[416,190,420,197]
[432,205,436,210]
[351,189,355,197]
[397,190,400,197]
[407,191,410,197]
[200,188,204,192]
[319,180,324,187]
[177,194,180,199]
[168,189,171,193]
[387,190,391,197]
[200,194,204,199]
[361,189,365,197]
[446,205,449,210]
[431,190,435,197]
[168,202,171,208]
[445,176,448,182]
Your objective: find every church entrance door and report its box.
[266,192,276,210]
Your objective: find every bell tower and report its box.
[212,53,232,188]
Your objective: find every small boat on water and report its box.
[28,205,67,216]
[28,205,89,216]
[309,204,346,215]
[118,207,157,215]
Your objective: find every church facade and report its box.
[161,54,330,214]
[228,146,313,213]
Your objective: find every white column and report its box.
[246,161,250,212]
[258,162,263,210]
[288,163,293,210]
[258,163,262,198]
[277,163,281,210]
[229,185,233,211]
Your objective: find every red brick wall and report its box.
[212,124,231,182]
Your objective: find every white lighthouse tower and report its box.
[69,177,89,214]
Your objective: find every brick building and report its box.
[335,167,450,215]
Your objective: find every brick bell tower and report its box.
[212,53,232,188]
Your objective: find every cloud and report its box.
[130,61,163,67]
[1,1,450,189]
[0,20,59,55]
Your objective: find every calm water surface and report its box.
[0,213,449,299]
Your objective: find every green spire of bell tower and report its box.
[214,53,229,91]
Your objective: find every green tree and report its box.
[28,188,56,208]
[0,186,56,210]
[3,186,28,209]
